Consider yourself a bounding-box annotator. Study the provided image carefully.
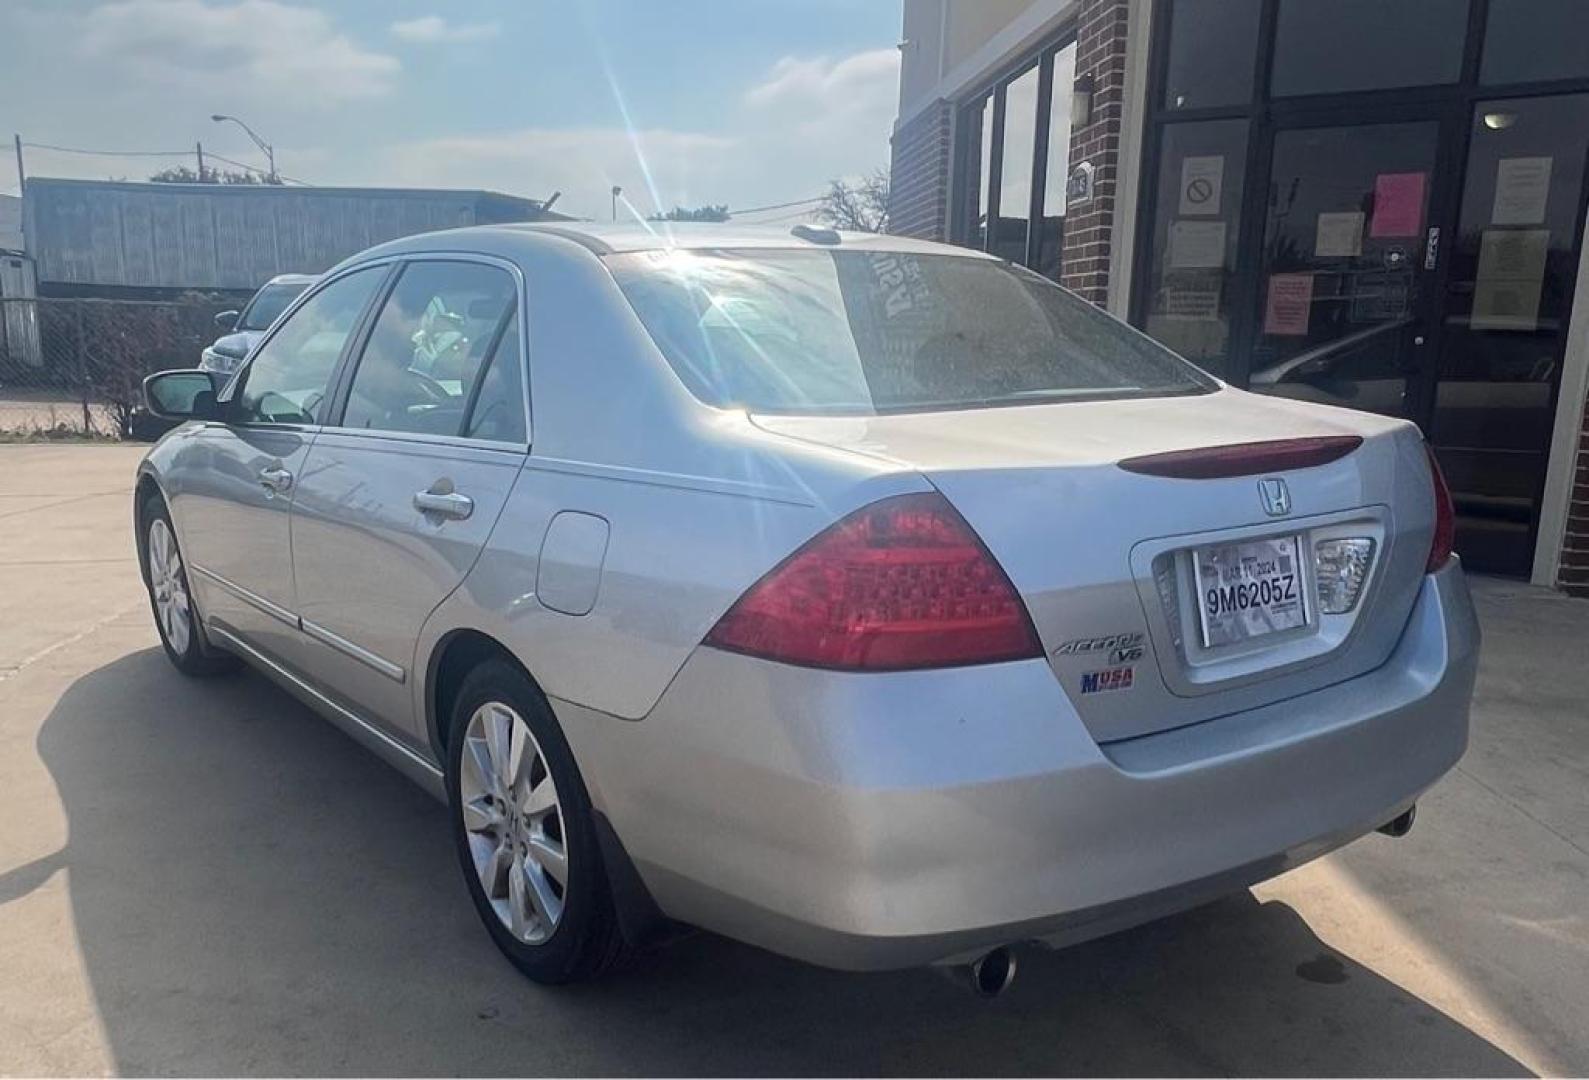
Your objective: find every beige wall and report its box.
[900,0,1043,118]
[899,1,945,116]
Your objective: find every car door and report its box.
[288,257,529,743]
[171,264,389,668]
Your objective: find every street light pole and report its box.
[210,113,277,182]
[611,185,622,222]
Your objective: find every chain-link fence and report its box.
[0,296,232,438]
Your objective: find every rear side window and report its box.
[605,248,1213,414]
[463,311,527,444]
[341,261,519,438]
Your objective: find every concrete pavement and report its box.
[1,444,1586,1076]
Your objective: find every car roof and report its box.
[263,273,318,286]
[343,221,997,266]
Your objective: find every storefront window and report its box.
[994,65,1040,265]
[1140,119,1248,379]
[954,43,1076,281]
[1035,43,1077,280]
[1272,0,1469,97]
[1161,0,1261,110]
[961,95,993,251]
[1481,0,1589,85]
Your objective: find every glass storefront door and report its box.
[1248,117,1449,422]
[1137,0,1589,580]
[1433,94,1589,577]
[1245,102,1589,577]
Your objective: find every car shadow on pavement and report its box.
[31,648,1533,1077]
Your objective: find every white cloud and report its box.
[365,47,902,220]
[745,49,901,111]
[390,15,501,45]
[74,0,399,106]
[741,48,901,173]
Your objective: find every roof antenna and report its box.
[790,224,841,245]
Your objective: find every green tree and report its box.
[648,204,730,223]
[149,165,282,185]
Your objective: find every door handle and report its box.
[413,489,474,520]
[259,465,293,496]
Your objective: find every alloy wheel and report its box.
[459,701,569,944]
[147,518,192,655]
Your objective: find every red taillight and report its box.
[1118,436,1363,479]
[1425,444,1455,572]
[704,492,1042,671]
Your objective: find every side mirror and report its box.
[143,370,224,422]
[214,310,240,330]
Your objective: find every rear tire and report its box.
[140,492,237,677]
[446,659,628,984]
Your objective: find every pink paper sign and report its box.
[1264,273,1314,336]
[1371,172,1427,238]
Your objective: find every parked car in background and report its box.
[135,224,1477,993]
[198,272,315,374]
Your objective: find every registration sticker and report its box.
[1080,665,1135,694]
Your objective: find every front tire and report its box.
[446,659,627,984]
[140,493,236,676]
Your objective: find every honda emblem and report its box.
[1258,477,1291,517]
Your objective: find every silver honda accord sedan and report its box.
[135,223,1478,991]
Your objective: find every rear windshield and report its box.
[605,248,1214,414]
[238,281,310,331]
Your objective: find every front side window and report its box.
[235,266,383,425]
[341,261,518,438]
[607,248,1212,415]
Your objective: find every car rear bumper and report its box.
[558,561,1478,971]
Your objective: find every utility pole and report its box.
[196,141,206,182]
[611,185,622,222]
[13,134,24,197]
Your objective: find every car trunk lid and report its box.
[752,388,1437,743]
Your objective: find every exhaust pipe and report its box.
[1377,804,1416,838]
[943,946,1018,998]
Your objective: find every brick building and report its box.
[888,0,1589,594]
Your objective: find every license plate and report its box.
[1192,535,1307,648]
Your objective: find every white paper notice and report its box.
[1472,228,1550,331]
[1315,211,1365,258]
[1179,156,1224,216]
[1162,286,1221,320]
[1492,157,1552,226]
[1169,220,1227,268]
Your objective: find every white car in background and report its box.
[199,273,316,375]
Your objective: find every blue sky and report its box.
[1,0,904,220]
